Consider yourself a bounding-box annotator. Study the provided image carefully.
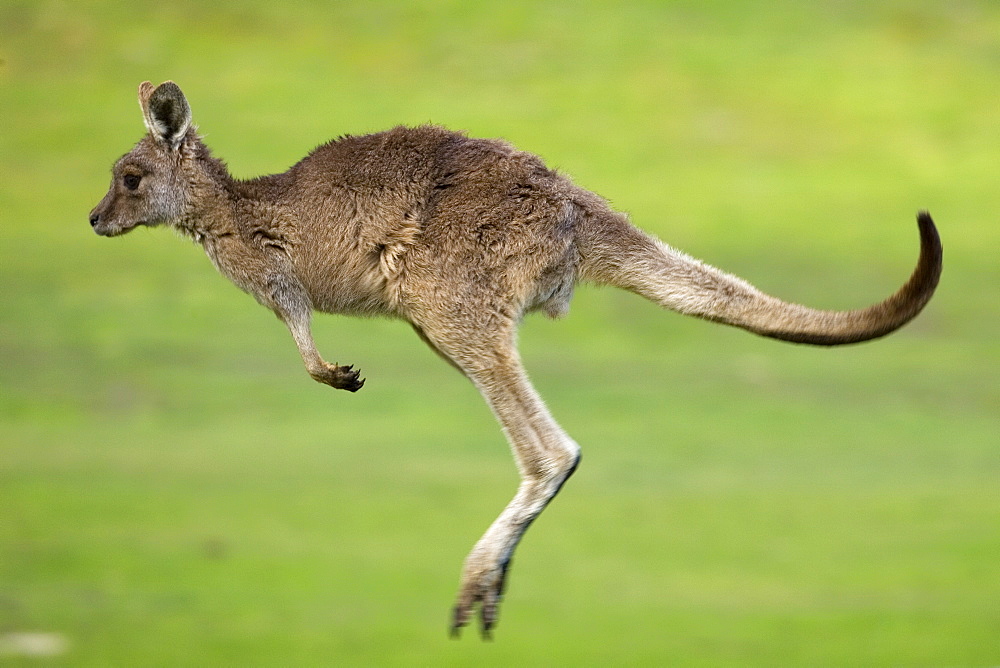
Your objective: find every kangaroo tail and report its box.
[578,211,942,346]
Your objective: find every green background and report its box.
[2,1,997,664]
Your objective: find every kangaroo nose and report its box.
[89,212,100,227]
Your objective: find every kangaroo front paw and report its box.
[310,363,365,392]
[450,558,511,640]
[333,364,365,391]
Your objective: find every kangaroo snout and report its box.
[88,208,113,236]
[89,208,122,237]
[88,198,138,237]
[88,196,110,234]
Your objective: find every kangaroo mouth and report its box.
[92,219,145,237]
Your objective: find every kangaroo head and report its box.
[90,81,197,237]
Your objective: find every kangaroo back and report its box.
[578,209,942,345]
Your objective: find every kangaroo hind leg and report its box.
[413,315,580,638]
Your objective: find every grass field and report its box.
[2,1,998,664]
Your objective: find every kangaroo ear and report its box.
[138,80,192,150]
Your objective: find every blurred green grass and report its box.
[1,0,998,664]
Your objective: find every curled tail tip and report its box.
[734,211,942,346]
[916,210,942,252]
[915,209,943,274]
[917,210,938,241]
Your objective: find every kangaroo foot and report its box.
[450,556,511,640]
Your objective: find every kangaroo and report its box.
[90,81,942,638]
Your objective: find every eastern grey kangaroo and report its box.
[90,81,942,637]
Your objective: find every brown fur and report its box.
[90,81,942,637]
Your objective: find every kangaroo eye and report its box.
[123,174,141,190]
